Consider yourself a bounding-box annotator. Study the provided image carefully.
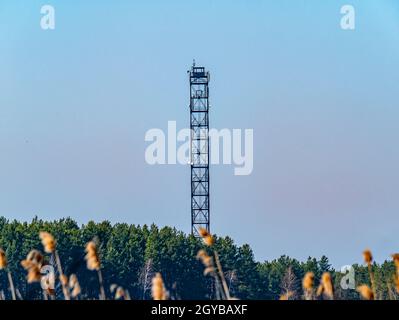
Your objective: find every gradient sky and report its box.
[0,0,399,267]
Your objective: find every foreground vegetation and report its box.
[0,217,398,300]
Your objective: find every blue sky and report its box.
[0,0,399,267]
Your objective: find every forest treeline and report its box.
[0,216,396,300]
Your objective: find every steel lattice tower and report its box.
[189,62,210,237]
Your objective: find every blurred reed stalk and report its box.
[302,272,314,300]
[21,249,44,290]
[392,254,399,296]
[0,248,16,300]
[357,284,374,300]
[213,251,231,300]
[85,241,106,300]
[363,249,377,299]
[110,284,130,300]
[69,274,82,299]
[317,272,334,300]
[197,249,224,299]
[198,228,232,300]
[151,273,167,300]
